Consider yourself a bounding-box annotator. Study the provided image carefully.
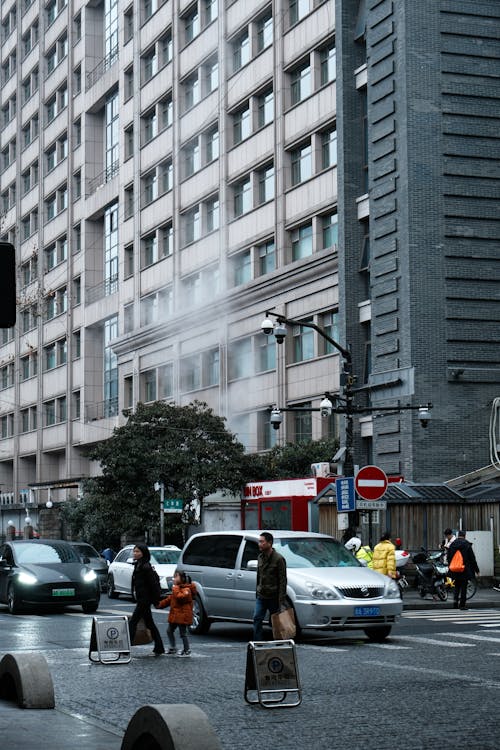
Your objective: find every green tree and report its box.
[63,401,249,548]
[245,437,339,480]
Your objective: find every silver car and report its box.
[177,530,402,641]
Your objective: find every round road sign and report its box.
[355,465,388,501]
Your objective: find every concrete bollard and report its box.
[121,704,222,750]
[0,652,55,709]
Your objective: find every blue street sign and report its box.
[335,477,356,513]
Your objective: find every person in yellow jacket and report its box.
[345,537,374,567]
[372,532,397,578]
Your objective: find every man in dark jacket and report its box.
[447,530,479,610]
[128,543,165,654]
[253,532,287,640]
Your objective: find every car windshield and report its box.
[74,544,100,559]
[151,549,180,565]
[274,538,360,568]
[14,543,80,565]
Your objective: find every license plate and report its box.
[354,606,380,616]
[52,588,75,597]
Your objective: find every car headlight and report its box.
[17,571,37,585]
[385,579,400,598]
[305,580,340,600]
[83,569,97,583]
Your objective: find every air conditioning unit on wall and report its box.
[311,462,331,478]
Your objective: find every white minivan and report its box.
[177,530,402,641]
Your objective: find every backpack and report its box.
[449,548,465,574]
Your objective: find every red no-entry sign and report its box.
[355,465,388,501]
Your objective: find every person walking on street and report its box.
[441,528,456,550]
[372,532,396,578]
[253,532,287,641]
[447,530,479,610]
[128,543,165,655]
[158,570,197,656]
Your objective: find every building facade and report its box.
[0,0,498,533]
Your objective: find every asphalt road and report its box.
[1,595,500,749]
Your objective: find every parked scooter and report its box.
[412,549,448,600]
[395,549,411,595]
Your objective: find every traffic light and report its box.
[0,242,16,328]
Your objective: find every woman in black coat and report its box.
[128,543,165,655]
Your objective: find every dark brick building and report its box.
[337,0,499,481]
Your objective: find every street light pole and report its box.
[154,482,165,546]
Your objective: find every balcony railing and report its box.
[86,160,120,197]
[85,275,119,305]
[85,397,119,422]
[86,46,118,91]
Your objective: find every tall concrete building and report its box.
[0,0,498,531]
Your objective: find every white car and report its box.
[106,544,181,599]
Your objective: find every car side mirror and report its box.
[82,556,90,564]
[0,558,7,567]
[246,559,258,570]
[126,557,134,564]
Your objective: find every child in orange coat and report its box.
[158,570,197,656]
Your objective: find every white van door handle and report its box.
[225,573,234,579]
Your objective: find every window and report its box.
[233,106,251,144]
[142,0,159,23]
[159,363,173,398]
[257,89,273,128]
[322,311,339,354]
[204,0,217,24]
[124,186,134,219]
[140,288,172,326]
[124,7,133,42]
[160,95,173,129]
[180,355,201,392]
[229,337,253,379]
[257,335,275,373]
[205,126,219,162]
[44,338,67,370]
[258,164,274,203]
[258,239,275,275]
[142,234,158,266]
[184,73,200,110]
[44,400,56,426]
[322,212,338,249]
[124,303,134,332]
[142,46,158,82]
[204,58,218,95]
[124,126,134,160]
[290,62,311,104]
[234,178,252,216]
[124,66,134,100]
[293,403,312,443]
[232,250,251,286]
[184,207,201,244]
[142,369,157,402]
[291,143,312,185]
[205,348,219,386]
[322,129,337,168]
[72,390,81,419]
[290,0,309,25]
[0,363,14,389]
[232,32,250,71]
[320,43,336,85]
[184,6,200,43]
[291,223,313,260]
[161,224,173,256]
[184,139,201,177]
[142,109,158,143]
[206,196,219,232]
[72,329,81,358]
[257,12,273,51]
[21,256,38,286]
[292,321,314,362]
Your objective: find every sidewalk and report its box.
[402,583,500,610]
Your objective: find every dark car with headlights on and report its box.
[0,539,100,614]
[69,542,108,592]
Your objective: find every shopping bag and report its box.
[131,618,153,645]
[271,607,296,640]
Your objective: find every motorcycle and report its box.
[395,549,411,595]
[412,549,448,601]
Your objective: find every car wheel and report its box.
[364,625,392,642]
[107,575,119,599]
[7,583,22,614]
[189,595,211,635]
[82,600,99,614]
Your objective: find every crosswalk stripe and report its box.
[439,632,500,644]
[396,635,475,647]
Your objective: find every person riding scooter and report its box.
[345,537,373,567]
